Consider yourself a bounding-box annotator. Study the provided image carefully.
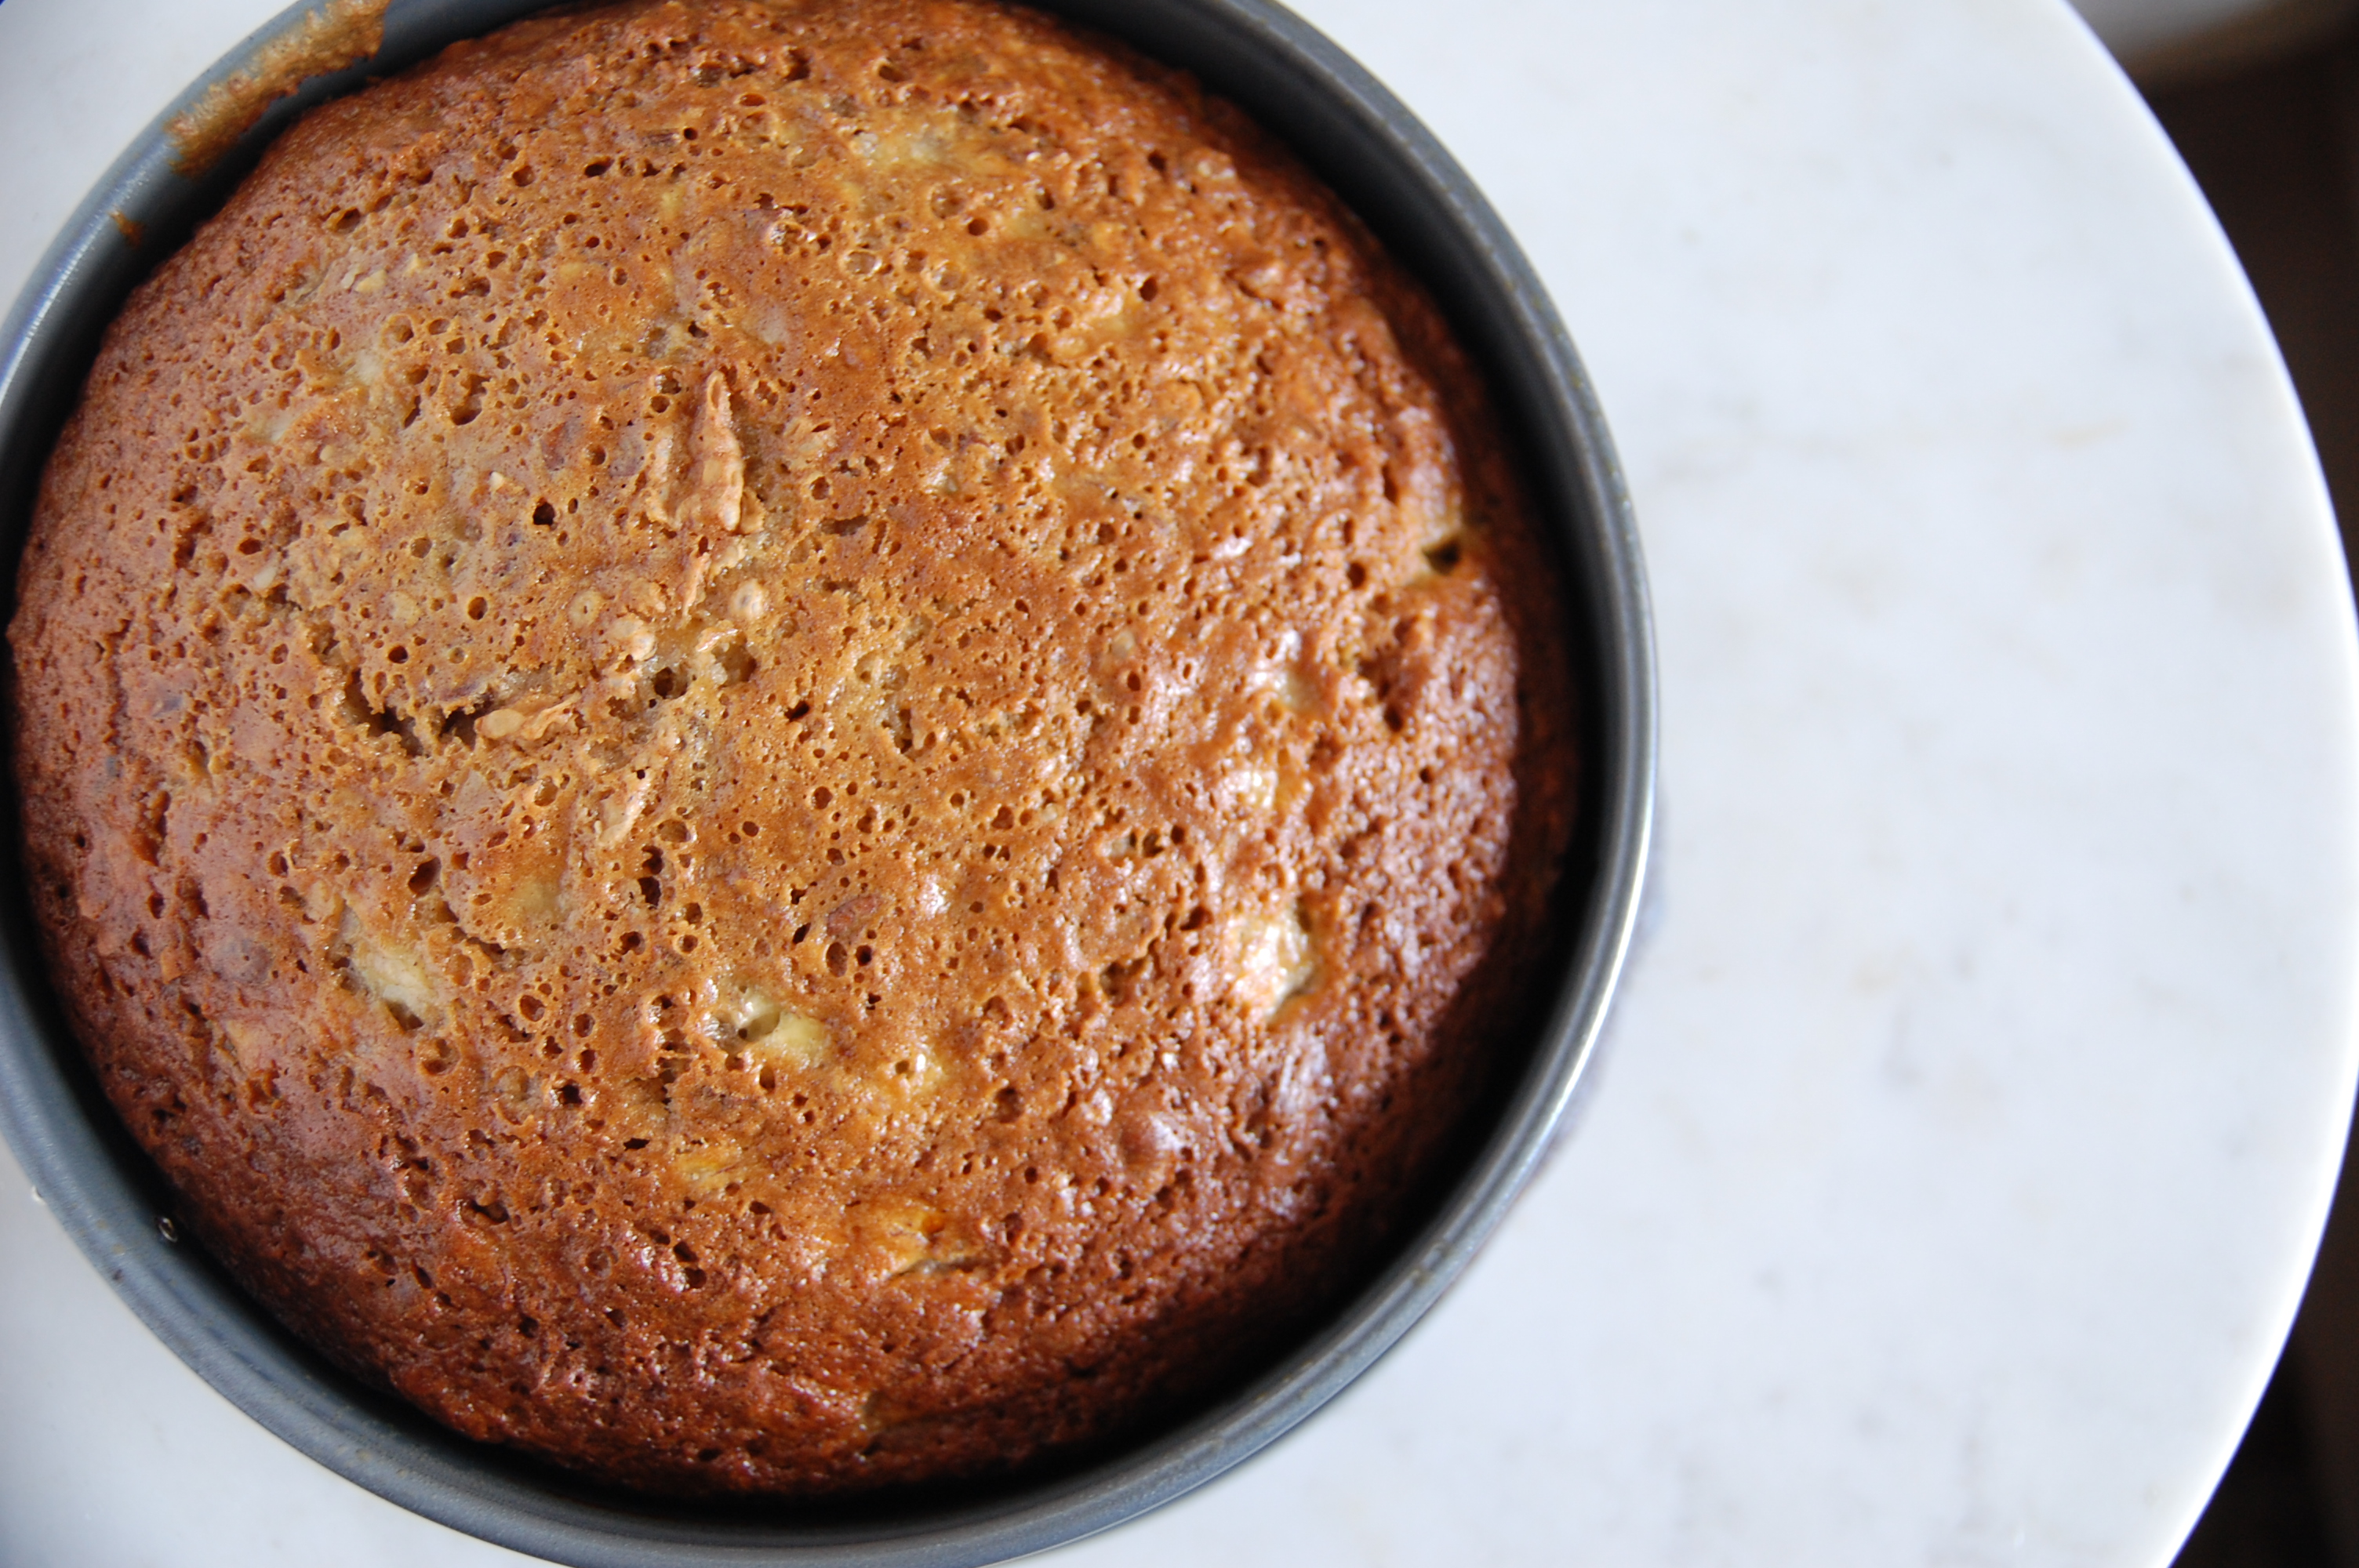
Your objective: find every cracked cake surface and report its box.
[10,0,1577,1494]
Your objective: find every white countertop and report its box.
[3,1,2354,1564]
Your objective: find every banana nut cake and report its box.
[9,0,1577,1495]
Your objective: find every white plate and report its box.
[2,2,2354,1563]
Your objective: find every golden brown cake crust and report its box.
[10,0,1576,1494]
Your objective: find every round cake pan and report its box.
[0,1,1656,1563]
